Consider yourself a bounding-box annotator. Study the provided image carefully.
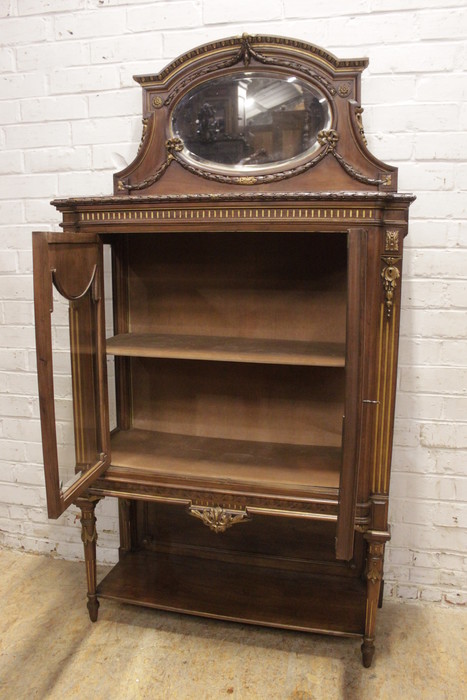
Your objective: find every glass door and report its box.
[335,228,366,560]
[33,232,110,518]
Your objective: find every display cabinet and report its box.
[33,35,414,667]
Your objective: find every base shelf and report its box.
[109,428,341,493]
[97,550,366,636]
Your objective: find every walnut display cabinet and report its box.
[33,35,414,667]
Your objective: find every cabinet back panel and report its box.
[133,501,364,576]
[127,232,347,343]
[130,358,344,446]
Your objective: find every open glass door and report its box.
[335,229,365,560]
[33,231,111,518]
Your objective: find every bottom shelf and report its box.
[97,550,366,637]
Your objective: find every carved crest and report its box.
[114,34,397,195]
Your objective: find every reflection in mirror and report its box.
[172,72,332,171]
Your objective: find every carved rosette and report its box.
[338,83,351,97]
[188,505,251,533]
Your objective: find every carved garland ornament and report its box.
[188,505,251,533]
[81,523,98,545]
[137,117,149,153]
[355,107,368,147]
[381,256,401,319]
[163,34,337,109]
[79,504,99,545]
[366,542,385,584]
[122,131,392,192]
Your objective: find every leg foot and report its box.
[77,496,101,622]
[361,637,375,668]
[87,594,100,622]
[362,535,387,669]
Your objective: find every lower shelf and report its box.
[109,429,341,493]
[97,550,366,637]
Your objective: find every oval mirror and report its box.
[171,72,332,172]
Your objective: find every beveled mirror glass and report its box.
[171,72,332,172]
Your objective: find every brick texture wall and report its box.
[0,0,466,605]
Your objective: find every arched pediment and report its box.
[114,34,397,196]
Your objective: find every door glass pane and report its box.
[103,243,117,432]
[50,275,103,491]
[51,285,76,491]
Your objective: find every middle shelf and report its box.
[106,333,346,367]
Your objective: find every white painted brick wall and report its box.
[0,1,466,606]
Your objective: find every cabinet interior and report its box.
[106,231,348,496]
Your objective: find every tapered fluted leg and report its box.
[77,496,101,622]
[378,579,385,609]
[361,538,385,668]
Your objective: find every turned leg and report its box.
[361,538,385,668]
[77,496,101,622]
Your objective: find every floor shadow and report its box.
[2,550,466,700]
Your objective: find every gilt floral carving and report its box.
[385,230,399,252]
[381,256,401,319]
[188,505,251,533]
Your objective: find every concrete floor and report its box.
[0,549,465,700]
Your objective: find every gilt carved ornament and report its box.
[188,505,251,533]
[120,131,392,192]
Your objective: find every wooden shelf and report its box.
[109,428,341,492]
[97,550,366,636]
[106,333,346,367]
